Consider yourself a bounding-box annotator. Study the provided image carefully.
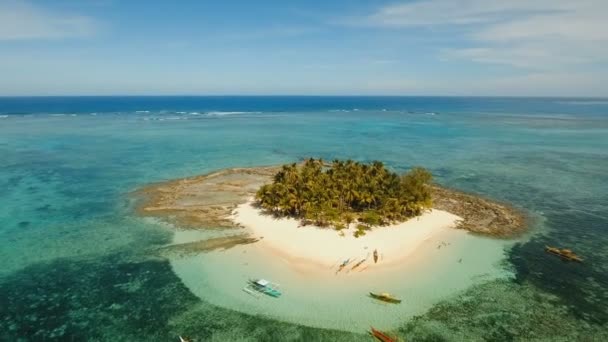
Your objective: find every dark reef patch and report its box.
[508,205,608,325]
[0,253,366,341]
[0,253,199,341]
[398,280,608,341]
[17,221,31,228]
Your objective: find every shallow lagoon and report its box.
[171,227,514,333]
[1,97,607,340]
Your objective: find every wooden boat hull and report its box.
[545,246,583,262]
[247,280,282,297]
[370,292,402,304]
[351,259,366,270]
[370,327,396,342]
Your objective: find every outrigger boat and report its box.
[243,279,282,298]
[369,292,402,304]
[545,246,583,263]
[370,327,396,342]
[351,258,366,271]
[335,258,353,274]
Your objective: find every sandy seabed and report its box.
[231,200,463,273]
[134,166,526,332]
[168,201,515,332]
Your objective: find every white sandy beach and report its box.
[231,200,464,271]
[170,201,513,331]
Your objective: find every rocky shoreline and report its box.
[134,166,279,229]
[134,166,526,238]
[431,185,526,237]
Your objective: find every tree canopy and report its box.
[255,158,433,230]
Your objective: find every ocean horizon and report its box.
[2,95,608,114]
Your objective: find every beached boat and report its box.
[545,246,583,262]
[244,279,282,297]
[335,258,353,274]
[370,327,396,342]
[370,292,402,304]
[351,258,366,270]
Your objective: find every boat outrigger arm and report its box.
[244,279,282,298]
[243,286,260,298]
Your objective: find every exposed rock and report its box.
[133,166,278,229]
[134,166,527,238]
[431,185,527,238]
[159,235,259,257]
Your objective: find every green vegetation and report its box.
[255,158,433,229]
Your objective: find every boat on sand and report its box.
[335,258,353,274]
[369,292,402,304]
[243,279,282,298]
[370,327,396,342]
[351,258,366,270]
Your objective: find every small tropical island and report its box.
[256,158,434,236]
[134,158,528,329]
[136,158,526,264]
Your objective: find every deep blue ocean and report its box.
[1,96,607,341]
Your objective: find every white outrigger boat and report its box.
[243,279,282,298]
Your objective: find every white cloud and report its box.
[444,44,606,69]
[365,1,580,27]
[0,0,97,40]
[460,71,608,97]
[359,0,608,70]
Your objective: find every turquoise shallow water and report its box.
[1,97,607,340]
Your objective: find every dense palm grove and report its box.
[255,158,433,231]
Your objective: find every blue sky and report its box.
[0,0,607,96]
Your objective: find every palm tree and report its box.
[255,158,433,228]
